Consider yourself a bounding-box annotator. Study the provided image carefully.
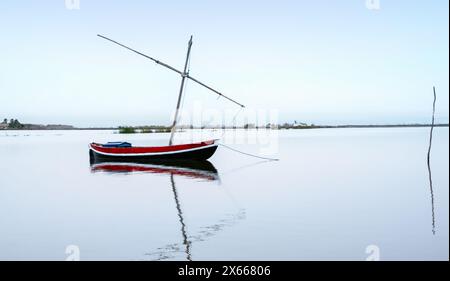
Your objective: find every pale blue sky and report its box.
[0,0,448,127]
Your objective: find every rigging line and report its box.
[218,143,279,161]
[218,107,244,140]
[231,107,243,124]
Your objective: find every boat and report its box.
[89,34,244,161]
[89,140,218,161]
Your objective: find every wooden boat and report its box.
[89,140,218,161]
[90,35,244,161]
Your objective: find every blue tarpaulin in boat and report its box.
[102,142,132,148]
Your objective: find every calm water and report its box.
[0,128,448,261]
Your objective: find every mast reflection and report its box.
[170,174,192,261]
[89,157,220,260]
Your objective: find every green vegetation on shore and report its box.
[118,126,171,134]
[0,118,74,130]
[118,127,136,134]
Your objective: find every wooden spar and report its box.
[97,34,183,75]
[97,34,245,108]
[169,36,193,146]
[187,75,245,108]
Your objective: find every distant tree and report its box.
[281,122,292,129]
[8,119,23,129]
[118,127,136,134]
[244,123,255,129]
[2,118,7,124]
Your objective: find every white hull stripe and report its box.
[90,143,218,157]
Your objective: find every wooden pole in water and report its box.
[427,86,437,235]
[169,36,193,146]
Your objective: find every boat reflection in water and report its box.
[89,156,244,261]
[90,156,220,182]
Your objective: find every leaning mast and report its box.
[169,36,193,146]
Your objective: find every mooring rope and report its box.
[218,143,279,161]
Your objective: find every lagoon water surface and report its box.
[0,128,448,260]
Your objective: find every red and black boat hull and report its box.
[89,140,218,161]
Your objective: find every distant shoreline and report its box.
[1,123,448,131]
[296,124,449,129]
